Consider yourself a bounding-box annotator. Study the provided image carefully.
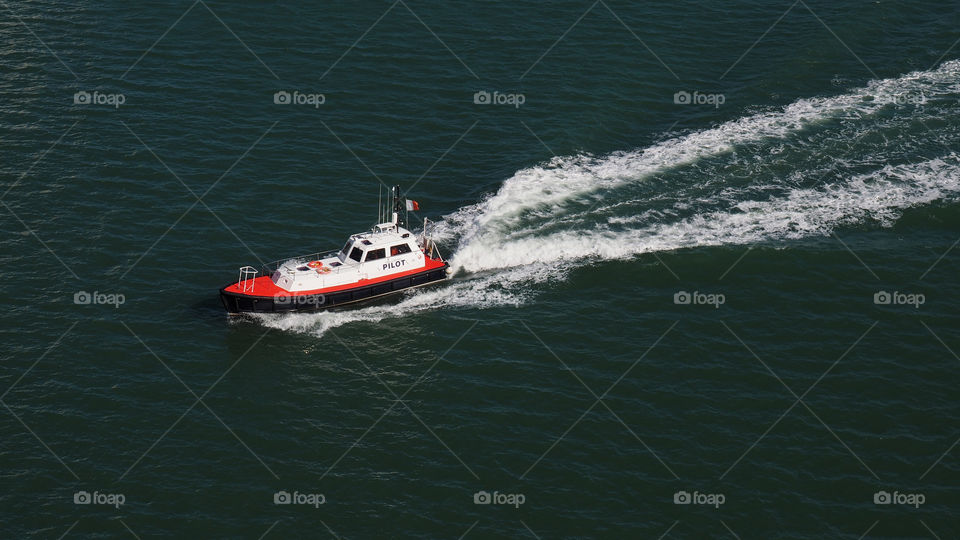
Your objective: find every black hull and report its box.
[219,263,450,314]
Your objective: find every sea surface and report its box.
[2,1,959,538]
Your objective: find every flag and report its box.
[405,199,420,211]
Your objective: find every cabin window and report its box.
[364,248,386,262]
[390,243,412,256]
[349,247,363,262]
[340,240,354,262]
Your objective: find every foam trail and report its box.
[451,157,960,273]
[251,61,960,336]
[435,60,960,252]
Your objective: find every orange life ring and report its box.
[307,260,322,268]
[318,266,331,274]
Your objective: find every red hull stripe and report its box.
[223,256,448,298]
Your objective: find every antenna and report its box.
[377,184,382,224]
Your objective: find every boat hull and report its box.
[219,262,450,314]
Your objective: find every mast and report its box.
[392,185,405,228]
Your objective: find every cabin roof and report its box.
[349,225,415,249]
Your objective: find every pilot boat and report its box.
[219,187,450,314]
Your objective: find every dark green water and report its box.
[2,1,959,538]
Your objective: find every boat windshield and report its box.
[339,240,352,262]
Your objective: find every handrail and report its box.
[238,266,258,292]
[259,249,343,276]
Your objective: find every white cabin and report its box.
[271,223,424,293]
